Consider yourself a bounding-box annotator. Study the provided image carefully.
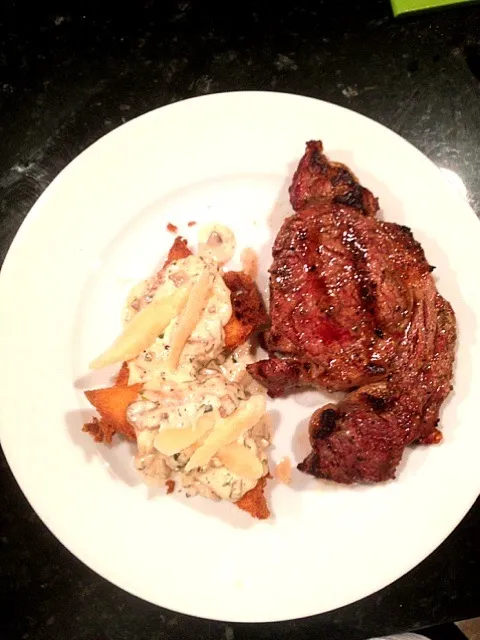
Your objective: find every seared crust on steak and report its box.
[289,140,379,216]
[248,205,432,394]
[298,286,456,483]
[248,141,457,483]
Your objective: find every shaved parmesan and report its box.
[185,395,266,472]
[165,268,213,371]
[153,412,216,456]
[217,442,264,480]
[90,284,190,369]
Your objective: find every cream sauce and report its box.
[122,230,268,502]
[127,255,231,385]
[198,223,236,264]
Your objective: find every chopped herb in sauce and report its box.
[123,238,268,504]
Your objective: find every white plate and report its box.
[1,92,480,623]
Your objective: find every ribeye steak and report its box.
[247,141,456,483]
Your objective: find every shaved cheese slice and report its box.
[185,394,266,472]
[153,412,217,456]
[217,442,264,480]
[90,284,191,369]
[165,268,213,371]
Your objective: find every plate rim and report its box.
[1,90,479,623]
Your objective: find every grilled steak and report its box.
[289,140,379,216]
[247,141,456,483]
[298,286,455,483]
[250,204,432,393]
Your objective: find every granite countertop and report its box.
[1,1,479,639]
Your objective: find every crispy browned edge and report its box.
[82,236,270,518]
[223,270,269,351]
[166,236,191,264]
[82,376,141,443]
[235,476,270,520]
[115,361,130,386]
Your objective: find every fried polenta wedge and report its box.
[223,271,269,351]
[82,382,141,443]
[82,362,131,442]
[165,236,192,265]
[115,361,130,386]
[235,476,270,520]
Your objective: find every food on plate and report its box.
[83,382,141,443]
[298,289,455,483]
[248,141,456,484]
[184,394,266,473]
[223,271,267,350]
[240,247,258,279]
[288,140,379,217]
[275,457,292,485]
[90,285,192,369]
[83,226,271,518]
[235,476,270,520]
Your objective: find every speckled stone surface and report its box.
[0,1,479,639]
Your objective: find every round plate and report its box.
[1,92,479,623]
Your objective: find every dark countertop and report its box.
[1,1,479,638]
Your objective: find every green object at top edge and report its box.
[392,0,477,16]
